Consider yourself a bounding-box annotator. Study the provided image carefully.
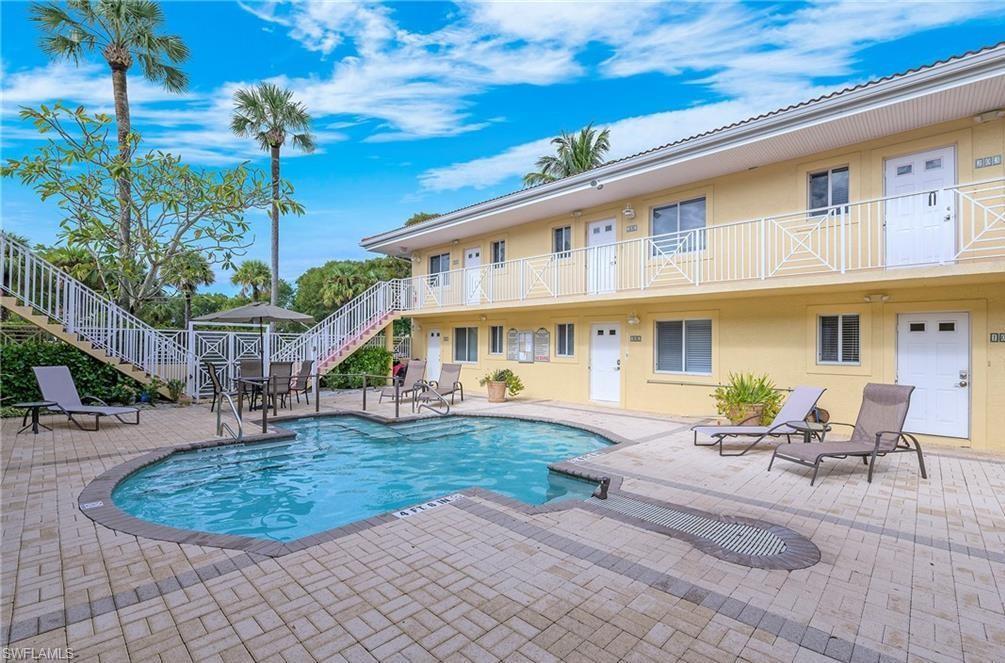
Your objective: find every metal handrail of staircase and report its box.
[0,232,190,385]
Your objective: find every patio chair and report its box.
[414,363,464,409]
[33,365,140,431]
[692,385,826,456]
[266,361,294,409]
[290,360,314,404]
[204,361,224,412]
[379,360,426,404]
[238,358,263,409]
[769,383,925,485]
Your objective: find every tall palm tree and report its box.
[30,0,189,274]
[523,123,611,187]
[230,82,315,306]
[320,262,369,310]
[164,250,214,327]
[230,260,271,302]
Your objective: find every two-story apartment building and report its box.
[361,44,1005,452]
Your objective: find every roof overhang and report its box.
[362,45,1005,255]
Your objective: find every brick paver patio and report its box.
[1,392,1002,662]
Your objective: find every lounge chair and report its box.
[692,385,826,456]
[379,360,426,404]
[290,360,314,404]
[769,383,925,485]
[414,362,464,409]
[33,365,140,431]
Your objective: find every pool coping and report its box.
[77,409,819,570]
[77,410,629,558]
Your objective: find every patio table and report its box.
[786,420,830,444]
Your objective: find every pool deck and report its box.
[1,392,1003,662]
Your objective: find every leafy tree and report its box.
[2,104,302,312]
[38,245,103,290]
[404,211,439,227]
[30,0,189,278]
[231,82,315,306]
[523,123,611,186]
[164,250,214,327]
[293,256,410,321]
[230,259,270,301]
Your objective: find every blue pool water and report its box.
[113,416,609,542]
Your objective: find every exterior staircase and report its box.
[0,233,187,397]
[275,281,405,376]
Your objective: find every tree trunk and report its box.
[270,145,281,306]
[110,64,133,307]
[183,292,192,329]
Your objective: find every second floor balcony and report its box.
[397,177,1005,314]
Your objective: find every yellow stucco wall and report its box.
[410,115,1005,275]
[411,280,1005,452]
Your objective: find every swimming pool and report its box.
[113,415,610,542]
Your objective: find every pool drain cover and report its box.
[585,492,820,569]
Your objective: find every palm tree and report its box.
[320,262,368,310]
[230,82,315,306]
[39,245,104,291]
[164,251,214,327]
[230,260,271,302]
[30,0,189,274]
[523,123,611,187]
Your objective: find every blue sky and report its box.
[2,1,1003,295]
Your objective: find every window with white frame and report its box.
[556,323,575,357]
[651,198,706,254]
[454,327,478,363]
[490,240,506,267]
[808,167,849,213]
[817,314,860,364]
[553,226,572,257]
[489,325,504,354]
[655,319,712,374]
[428,253,451,285]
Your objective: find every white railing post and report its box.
[758,218,766,280]
[639,240,646,290]
[839,207,847,273]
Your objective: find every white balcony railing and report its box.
[394,177,1005,311]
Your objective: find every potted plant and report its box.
[712,372,784,426]
[479,368,525,403]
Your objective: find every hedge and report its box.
[0,341,143,407]
[321,346,392,389]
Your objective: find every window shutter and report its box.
[819,316,839,362]
[656,321,683,371]
[684,320,712,373]
[841,315,860,362]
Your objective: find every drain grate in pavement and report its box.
[590,493,786,556]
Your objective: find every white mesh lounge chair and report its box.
[379,360,426,404]
[692,385,826,456]
[769,383,925,485]
[34,365,140,431]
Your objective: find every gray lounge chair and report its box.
[34,365,140,431]
[769,383,925,485]
[693,385,826,456]
[290,360,314,404]
[379,360,426,404]
[416,363,464,404]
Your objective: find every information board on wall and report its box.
[534,328,550,362]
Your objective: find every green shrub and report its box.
[0,341,142,411]
[321,346,393,389]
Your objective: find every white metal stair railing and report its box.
[274,280,402,368]
[0,233,189,385]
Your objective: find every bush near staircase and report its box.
[321,346,392,390]
[0,341,142,410]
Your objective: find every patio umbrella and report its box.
[193,302,314,376]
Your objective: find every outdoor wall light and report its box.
[590,179,604,190]
[864,293,889,303]
[479,315,487,322]
[627,312,641,326]
[973,109,1004,123]
[622,203,636,220]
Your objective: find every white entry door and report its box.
[897,312,970,438]
[589,323,621,402]
[587,220,617,294]
[464,247,482,305]
[427,329,442,382]
[885,146,956,266]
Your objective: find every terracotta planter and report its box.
[486,381,507,403]
[725,403,764,426]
